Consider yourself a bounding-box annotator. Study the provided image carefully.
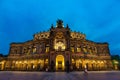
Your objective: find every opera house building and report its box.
[0,20,113,71]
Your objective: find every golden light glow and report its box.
[19,61,22,63]
[38,60,41,63]
[83,48,87,53]
[0,61,5,64]
[31,60,34,63]
[77,48,81,52]
[101,61,104,64]
[16,61,18,64]
[56,55,65,70]
[113,60,119,64]
[92,60,95,63]
[54,42,66,50]
[46,47,49,53]
[79,59,82,63]
[13,61,15,63]
[71,47,74,53]
[46,59,48,62]
[97,61,100,63]
[33,65,35,69]
[24,61,27,63]
[72,59,75,62]
[84,65,87,68]
[76,60,80,69]
[33,48,36,53]
[45,59,48,64]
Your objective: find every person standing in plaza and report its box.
[84,65,88,74]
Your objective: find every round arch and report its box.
[56,55,65,70]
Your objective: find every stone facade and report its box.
[0,20,113,71]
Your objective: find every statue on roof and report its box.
[56,19,63,28]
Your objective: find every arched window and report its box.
[54,39,66,51]
[33,47,36,54]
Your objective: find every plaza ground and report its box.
[0,71,120,80]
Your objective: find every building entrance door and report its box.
[56,55,64,71]
[58,61,62,69]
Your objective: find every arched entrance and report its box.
[56,55,65,71]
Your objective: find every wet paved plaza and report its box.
[0,71,120,80]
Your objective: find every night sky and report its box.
[0,0,120,55]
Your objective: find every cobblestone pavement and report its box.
[0,71,120,80]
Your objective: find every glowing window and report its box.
[71,47,74,53]
[77,48,81,52]
[54,42,66,51]
[46,47,49,53]
[72,59,75,63]
[33,48,36,53]
[83,48,87,53]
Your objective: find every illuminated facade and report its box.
[0,20,113,71]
